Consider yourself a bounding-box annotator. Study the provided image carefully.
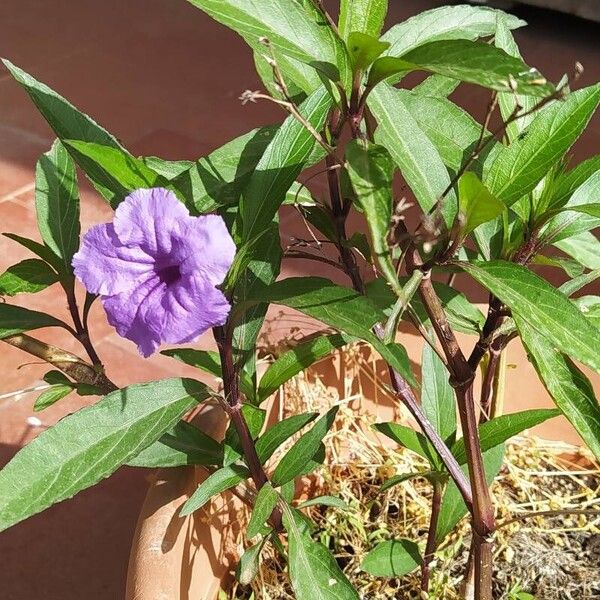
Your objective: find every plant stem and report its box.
[421,478,444,592]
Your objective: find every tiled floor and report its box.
[0,1,598,598]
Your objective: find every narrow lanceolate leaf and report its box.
[373,422,438,467]
[35,140,80,272]
[551,155,600,209]
[241,88,331,241]
[369,40,553,96]
[236,537,269,585]
[381,4,524,58]
[0,378,209,532]
[0,304,68,339]
[554,231,600,271]
[297,495,348,510]
[33,385,73,412]
[451,409,559,465]
[141,157,193,180]
[258,333,354,403]
[457,172,505,236]
[0,259,58,296]
[346,32,389,72]
[421,343,456,443]
[187,0,350,86]
[63,141,162,208]
[180,464,250,517]
[574,296,600,329]
[368,84,456,226]
[256,412,319,464]
[516,317,600,460]
[127,420,223,468]
[339,0,388,39]
[2,233,63,273]
[485,84,600,207]
[272,407,338,486]
[541,170,600,245]
[361,539,422,577]
[461,261,600,373]
[413,74,459,98]
[283,506,360,600]
[247,482,279,539]
[2,60,128,204]
[436,444,504,543]
[172,126,278,214]
[346,140,397,288]
[559,270,600,297]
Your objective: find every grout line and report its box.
[0,181,35,203]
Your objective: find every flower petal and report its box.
[113,187,191,257]
[177,214,236,286]
[72,223,154,296]
[160,274,231,345]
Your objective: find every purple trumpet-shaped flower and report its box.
[73,187,235,357]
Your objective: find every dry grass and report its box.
[227,340,600,599]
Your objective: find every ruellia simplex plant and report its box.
[0,2,599,599]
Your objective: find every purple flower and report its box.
[73,188,235,357]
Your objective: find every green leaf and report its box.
[391,90,499,176]
[485,84,600,207]
[457,172,505,236]
[171,126,278,214]
[297,495,348,510]
[187,0,351,86]
[248,276,416,385]
[451,409,559,465]
[574,296,600,329]
[551,155,600,209]
[369,40,553,96]
[421,343,456,443]
[35,140,80,271]
[541,170,600,245]
[256,412,319,464]
[339,0,388,39]
[554,231,600,270]
[380,472,423,493]
[2,233,63,273]
[0,303,68,339]
[346,32,389,71]
[247,482,279,538]
[258,333,354,403]
[253,49,313,101]
[2,60,128,204]
[236,537,269,586]
[33,385,73,412]
[241,88,331,241]
[532,254,585,279]
[516,317,600,460]
[0,378,209,532]
[223,404,266,466]
[0,259,58,296]
[373,422,438,467]
[436,444,504,542]
[413,75,459,98]
[63,140,162,208]
[381,5,524,59]
[361,539,422,577]
[180,464,250,516]
[559,269,600,297]
[368,84,456,226]
[127,420,223,468]
[272,407,338,486]
[141,157,193,180]
[283,505,360,600]
[346,140,398,289]
[460,261,600,373]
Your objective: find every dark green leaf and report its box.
[339,0,388,39]
[223,404,266,466]
[457,172,505,236]
[421,343,456,443]
[461,261,600,372]
[485,84,600,207]
[380,472,424,493]
[127,420,223,468]
[0,259,58,296]
[33,385,73,412]
[43,370,72,385]
[0,378,209,531]
[272,407,338,486]
[2,233,63,273]
[141,157,193,180]
[247,482,279,538]
[180,464,250,516]
[436,444,504,542]
[516,316,600,460]
[35,140,80,271]
[283,505,360,600]
[373,422,438,467]
[551,155,600,209]
[297,495,348,510]
[368,84,456,226]
[452,409,559,465]
[0,304,68,339]
[236,537,269,586]
[258,333,354,403]
[361,539,422,577]
[256,412,319,464]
